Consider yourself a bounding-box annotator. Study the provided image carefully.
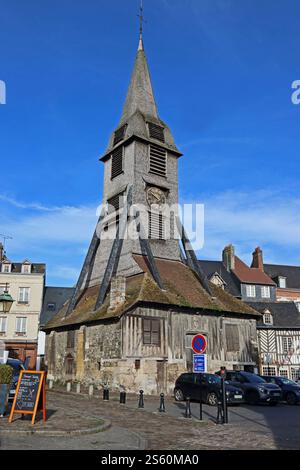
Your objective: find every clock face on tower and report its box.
[146,187,166,207]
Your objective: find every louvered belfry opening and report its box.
[113,124,127,146]
[111,146,124,179]
[107,191,124,214]
[149,143,167,177]
[148,211,165,240]
[148,122,165,143]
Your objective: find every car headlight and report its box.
[258,386,266,393]
[226,391,230,396]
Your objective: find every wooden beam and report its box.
[135,211,164,290]
[65,210,105,317]
[94,186,133,311]
[176,216,213,296]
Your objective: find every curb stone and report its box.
[0,418,111,437]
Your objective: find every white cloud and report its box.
[1,189,299,283]
[183,189,300,265]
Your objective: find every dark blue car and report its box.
[6,358,26,400]
[261,376,300,405]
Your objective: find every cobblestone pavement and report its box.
[1,389,300,450]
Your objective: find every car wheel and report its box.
[246,391,259,405]
[286,392,297,406]
[207,392,218,406]
[174,388,185,402]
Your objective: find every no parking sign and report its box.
[191,334,207,354]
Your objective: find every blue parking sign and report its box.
[193,354,207,373]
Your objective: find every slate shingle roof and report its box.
[40,287,75,327]
[198,260,241,297]
[0,262,45,274]
[249,301,300,328]
[264,264,300,290]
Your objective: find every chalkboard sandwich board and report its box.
[8,370,46,425]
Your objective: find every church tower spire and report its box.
[119,36,158,125]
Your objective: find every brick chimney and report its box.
[222,244,235,271]
[109,276,126,311]
[251,247,264,271]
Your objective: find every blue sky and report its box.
[0,0,299,286]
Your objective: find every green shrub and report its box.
[0,364,13,384]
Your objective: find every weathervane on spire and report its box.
[137,0,146,50]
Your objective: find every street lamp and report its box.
[0,284,14,313]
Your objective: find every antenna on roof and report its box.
[0,233,13,252]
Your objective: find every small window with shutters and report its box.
[148,211,165,240]
[111,146,124,179]
[225,324,240,352]
[149,144,167,177]
[148,123,165,143]
[143,318,160,345]
[113,124,127,146]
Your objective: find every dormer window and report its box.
[22,263,31,274]
[263,310,273,325]
[278,277,287,289]
[246,285,256,298]
[1,263,11,274]
[261,286,271,298]
[210,273,226,290]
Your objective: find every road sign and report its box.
[193,354,207,373]
[191,334,207,354]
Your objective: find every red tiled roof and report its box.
[232,256,276,286]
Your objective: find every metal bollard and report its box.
[138,390,144,408]
[88,384,94,397]
[159,393,166,412]
[76,382,81,394]
[216,399,224,424]
[49,379,53,389]
[120,391,126,404]
[185,396,192,418]
[103,388,109,401]
[66,382,71,392]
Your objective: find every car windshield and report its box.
[207,375,221,385]
[280,378,298,385]
[244,373,266,383]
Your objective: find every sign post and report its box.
[192,334,207,422]
[8,370,46,425]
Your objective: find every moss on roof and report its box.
[44,257,260,331]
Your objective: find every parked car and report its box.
[174,372,244,406]
[261,376,300,405]
[6,358,26,400]
[216,370,281,405]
